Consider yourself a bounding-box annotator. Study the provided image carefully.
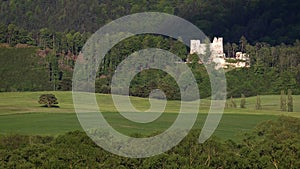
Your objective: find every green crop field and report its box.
[0,91,299,141]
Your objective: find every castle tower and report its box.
[190,40,201,54]
[211,37,224,58]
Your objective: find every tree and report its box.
[224,42,232,57]
[256,95,262,110]
[231,43,238,57]
[73,31,83,55]
[230,96,237,108]
[0,23,7,43]
[38,94,58,107]
[58,78,72,91]
[239,36,248,53]
[287,89,293,112]
[7,23,17,46]
[240,94,246,108]
[39,28,52,49]
[280,90,286,111]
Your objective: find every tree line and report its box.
[95,35,300,99]
[228,91,294,112]
[0,23,89,55]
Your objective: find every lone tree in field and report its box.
[38,94,58,107]
[256,95,262,110]
[287,89,293,112]
[280,90,287,111]
[240,94,246,108]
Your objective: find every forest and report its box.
[1,0,299,45]
[1,34,300,99]
[0,0,300,98]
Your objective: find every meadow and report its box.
[0,91,299,141]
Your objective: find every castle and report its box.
[190,37,249,69]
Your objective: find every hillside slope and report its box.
[0,0,299,44]
[0,47,51,91]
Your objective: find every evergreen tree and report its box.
[225,101,228,109]
[230,96,237,108]
[287,89,293,112]
[256,95,262,110]
[240,94,246,108]
[239,36,248,53]
[280,90,287,111]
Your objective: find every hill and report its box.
[0,0,299,45]
[0,47,52,92]
[0,91,299,139]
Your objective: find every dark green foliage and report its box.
[0,47,74,92]
[0,117,300,168]
[240,94,246,108]
[38,94,58,107]
[1,36,300,99]
[0,0,300,45]
[287,89,293,112]
[0,47,52,92]
[58,78,72,91]
[225,58,238,63]
[242,116,300,168]
[256,95,262,110]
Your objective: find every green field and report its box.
[0,92,299,141]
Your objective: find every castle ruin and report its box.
[190,37,249,69]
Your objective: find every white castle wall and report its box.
[190,37,224,58]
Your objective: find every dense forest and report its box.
[0,117,300,168]
[1,0,300,45]
[0,0,300,98]
[1,36,300,98]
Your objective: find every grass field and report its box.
[0,91,299,141]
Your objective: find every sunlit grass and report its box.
[0,92,299,116]
[0,91,299,141]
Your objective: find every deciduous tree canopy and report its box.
[38,94,58,107]
[0,117,299,168]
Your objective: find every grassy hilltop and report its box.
[0,91,299,141]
